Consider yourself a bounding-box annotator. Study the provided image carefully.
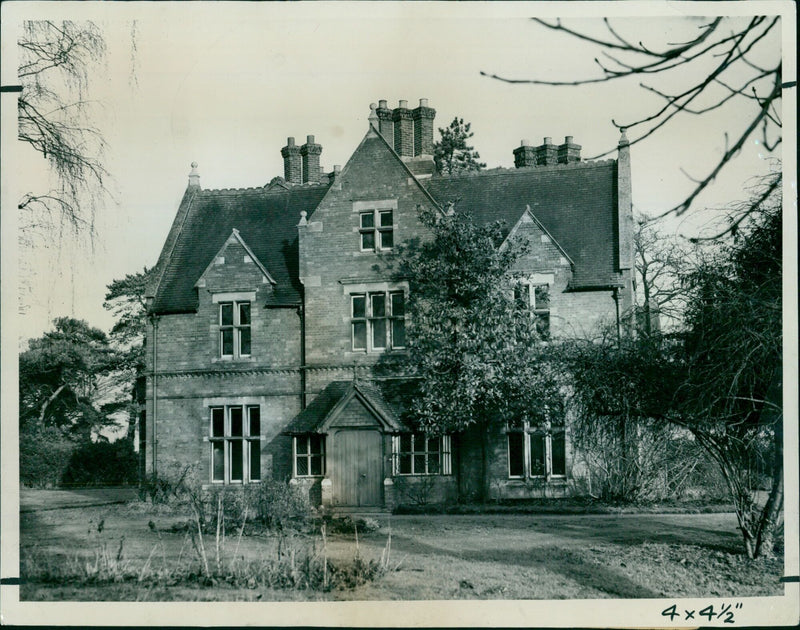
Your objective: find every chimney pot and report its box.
[306,135,315,144]
[544,137,552,145]
[333,164,341,173]
[412,98,436,157]
[378,99,388,109]
[513,143,536,168]
[398,99,408,109]
[281,139,302,184]
[557,136,582,164]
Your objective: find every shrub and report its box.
[19,426,76,488]
[253,479,312,531]
[61,438,138,486]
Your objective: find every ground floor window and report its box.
[392,434,452,475]
[210,405,261,484]
[507,424,565,479]
[294,434,325,477]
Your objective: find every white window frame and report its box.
[358,209,394,252]
[292,434,326,478]
[506,422,565,480]
[392,434,452,476]
[209,405,262,484]
[350,290,405,352]
[219,300,252,359]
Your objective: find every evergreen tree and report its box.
[433,117,486,176]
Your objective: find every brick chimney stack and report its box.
[536,137,558,166]
[376,99,394,147]
[300,135,322,184]
[281,137,302,184]
[393,100,414,157]
[557,136,582,164]
[513,140,536,168]
[412,98,436,157]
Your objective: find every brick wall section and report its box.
[412,104,435,156]
[144,235,303,483]
[509,213,619,338]
[154,238,301,372]
[392,106,414,157]
[299,129,434,376]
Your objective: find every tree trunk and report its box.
[754,366,784,558]
[755,471,783,557]
[39,384,67,424]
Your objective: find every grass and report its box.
[19,494,783,601]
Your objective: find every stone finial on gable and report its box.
[298,210,308,226]
[618,127,630,147]
[368,102,379,129]
[188,162,200,188]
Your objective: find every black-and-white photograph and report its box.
[1,2,797,626]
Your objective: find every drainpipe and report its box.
[299,294,307,409]
[612,287,621,347]
[151,314,159,479]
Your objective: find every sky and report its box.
[1,1,795,344]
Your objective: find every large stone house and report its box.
[142,99,635,509]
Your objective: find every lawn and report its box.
[18,491,783,601]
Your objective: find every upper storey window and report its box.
[220,301,251,358]
[351,290,405,352]
[360,210,394,251]
[514,282,551,339]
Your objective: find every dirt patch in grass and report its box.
[18,497,782,601]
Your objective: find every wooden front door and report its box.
[331,429,383,507]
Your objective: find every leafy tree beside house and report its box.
[19,317,125,486]
[433,117,486,176]
[392,206,563,499]
[567,175,782,558]
[103,267,153,439]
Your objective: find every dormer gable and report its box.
[195,228,277,290]
[502,205,574,274]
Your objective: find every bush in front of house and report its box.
[19,426,76,488]
[61,438,138,486]
[253,479,312,531]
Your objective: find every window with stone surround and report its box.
[293,434,325,477]
[351,291,405,352]
[514,281,551,339]
[392,434,452,475]
[219,301,251,358]
[507,422,565,479]
[210,405,261,484]
[359,209,394,252]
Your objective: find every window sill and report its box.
[213,356,254,364]
[505,476,568,483]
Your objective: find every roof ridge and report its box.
[201,182,332,195]
[432,158,616,181]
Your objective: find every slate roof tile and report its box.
[283,380,409,434]
[424,160,621,288]
[151,184,330,313]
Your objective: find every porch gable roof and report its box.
[283,380,409,434]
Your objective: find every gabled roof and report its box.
[424,161,621,288]
[500,205,575,267]
[283,380,409,434]
[151,184,330,314]
[194,228,277,288]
